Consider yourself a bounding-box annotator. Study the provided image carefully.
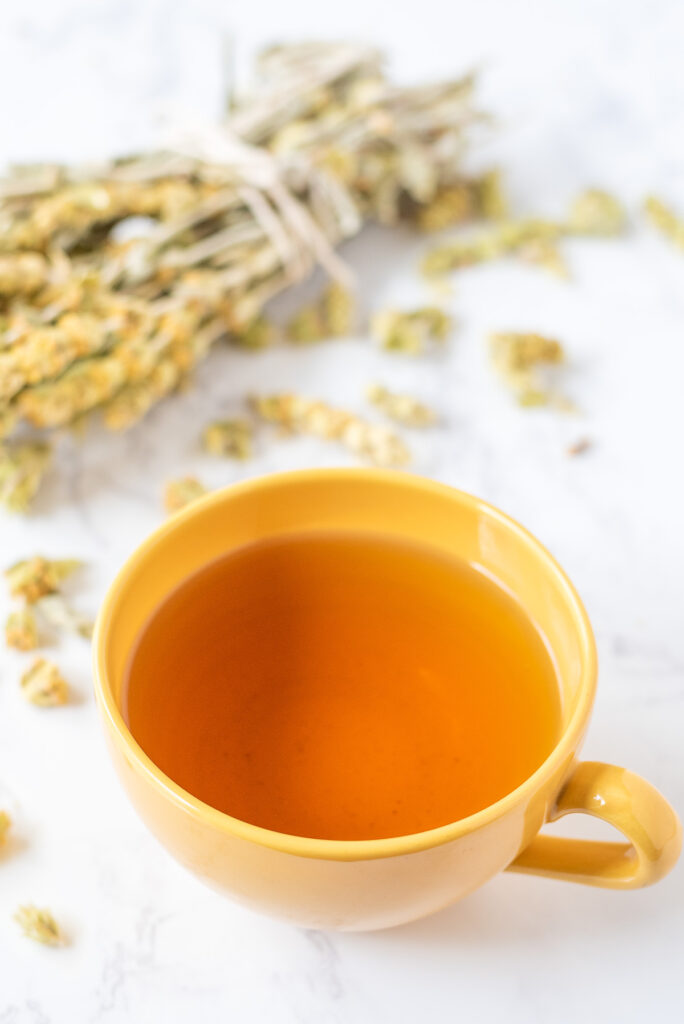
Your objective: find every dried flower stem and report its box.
[252,392,410,466]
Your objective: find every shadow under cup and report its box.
[93,469,678,931]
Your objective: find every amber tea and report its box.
[123,531,561,841]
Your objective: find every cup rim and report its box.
[93,468,597,862]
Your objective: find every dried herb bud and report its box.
[476,169,508,221]
[5,608,39,650]
[163,476,207,514]
[489,331,566,407]
[322,282,355,336]
[0,440,52,513]
[21,658,69,707]
[37,594,93,640]
[202,419,252,459]
[285,305,326,344]
[416,182,476,232]
[370,307,452,355]
[232,316,275,350]
[643,196,684,250]
[251,393,410,467]
[14,905,63,946]
[0,252,49,297]
[566,189,626,236]
[0,810,10,844]
[366,384,437,427]
[5,556,81,604]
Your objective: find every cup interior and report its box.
[98,469,596,784]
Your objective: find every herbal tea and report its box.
[123,531,561,841]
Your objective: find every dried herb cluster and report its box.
[0,43,485,455]
[4,556,91,704]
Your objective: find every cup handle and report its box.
[507,761,681,888]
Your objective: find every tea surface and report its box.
[123,531,561,840]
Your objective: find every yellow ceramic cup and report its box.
[93,469,681,931]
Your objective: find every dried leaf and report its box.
[5,607,39,650]
[5,556,81,604]
[20,658,69,706]
[201,418,252,459]
[366,384,437,426]
[163,476,207,514]
[14,905,63,946]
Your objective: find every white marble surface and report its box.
[1,1,684,1020]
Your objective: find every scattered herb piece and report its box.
[416,182,476,232]
[36,594,93,640]
[286,283,356,344]
[322,282,355,337]
[202,419,252,459]
[232,316,276,350]
[5,556,81,604]
[566,189,626,236]
[366,384,437,427]
[163,476,208,514]
[643,196,684,250]
[518,238,569,278]
[476,169,508,221]
[14,906,63,946]
[251,393,410,467]
[567,437,592,456]
[286,305,325,344]
[370,307,452,355]
[5,607,39,650]
[489,331,566,407]
[422,219,561,276]
[20,658,69,706]
[422,188,626,276]
[0,440,52,513]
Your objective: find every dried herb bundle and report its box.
[0,43,485,448]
